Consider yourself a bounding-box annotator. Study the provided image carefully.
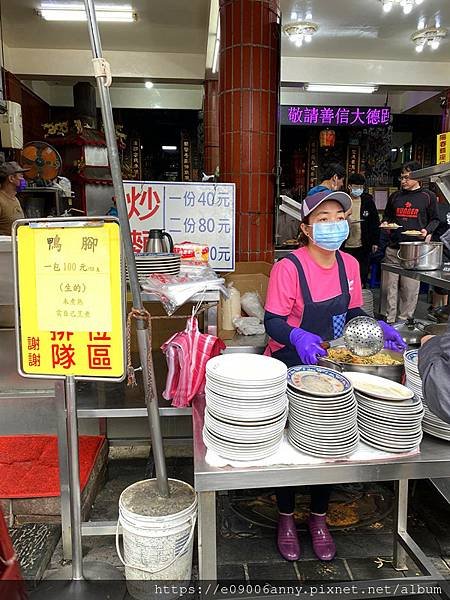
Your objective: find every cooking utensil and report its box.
[397,241,443,271]
[318,349,404,383]
[342,316,384,357]
[393,318,430,346]
[146,229,174,253]
[321,317,384,357]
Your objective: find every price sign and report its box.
[14,219,125,379]
[123,180,235,271]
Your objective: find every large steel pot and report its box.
[397,241,443,271]
[318,348,404,383]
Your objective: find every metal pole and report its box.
[65,376,84,580]
[83,0,169,497]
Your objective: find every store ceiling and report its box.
[3,0,449,62]
[1,0,210,53]
[280,0,450,61]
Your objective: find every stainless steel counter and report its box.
[192,399,450,583]
[381,263,450,290]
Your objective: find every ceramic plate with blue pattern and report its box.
[287,365,352,397]
[404,349,419,367]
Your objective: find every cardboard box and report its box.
[219,261,273,340]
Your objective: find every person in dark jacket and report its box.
[307,163,346,196]
[381,160,440,323]
[428,202,450,316]
[343,173,380,287]
[419,321,450,424]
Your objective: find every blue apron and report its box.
[272,251,351,368]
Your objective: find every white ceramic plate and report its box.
[206,354,287,384]
[344,372,413,401]
[287,366,352,397]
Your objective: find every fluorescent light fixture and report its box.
[305,84,378,94]
[162,145,177,151]
[144,81,154,89]
[37,3,136,22]
[212,18,220,74]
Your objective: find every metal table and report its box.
[193,403,450,588]
[381,263,450,289]
[381,262,450,504]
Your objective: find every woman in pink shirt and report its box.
[264,190,406,564]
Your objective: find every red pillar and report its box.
[219,0,280,262]
[204,80,220,175]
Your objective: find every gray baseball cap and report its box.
[0,161,30,177]
[301,190,352,220]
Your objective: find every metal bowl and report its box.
[318,348,404,383]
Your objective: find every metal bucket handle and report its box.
[396,247,438,262]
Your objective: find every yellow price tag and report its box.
[17,221,125,379]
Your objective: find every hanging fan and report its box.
[20,141,62,185]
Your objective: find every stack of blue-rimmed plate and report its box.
[128,252,181,283]
[405,349,450,442]
[345,372,423,453]
[286,366,358,458]
[203,354,288,461]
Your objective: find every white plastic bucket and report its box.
[116,478,197,600]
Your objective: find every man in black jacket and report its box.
[381,160,440,323]
[343,173,380,287]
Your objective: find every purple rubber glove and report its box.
[289,328,327,365]
[378,320,407,353]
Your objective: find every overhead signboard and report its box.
[281,105,391,127]
[123,180,236,271]
[14,218,125,379]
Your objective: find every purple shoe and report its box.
[277,514,301,561]
[308,514,336,561]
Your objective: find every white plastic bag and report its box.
[233,316,265,336]
[241,291,265,322]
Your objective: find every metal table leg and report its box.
[393,479,409,571]
[55,380,72,560]
[198,491,217,580]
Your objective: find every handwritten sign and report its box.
[123,180,235,271]
[281,106,391,127]
[15,220,125,379]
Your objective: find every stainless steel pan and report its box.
[318,348,404,383]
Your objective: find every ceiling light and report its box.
[283,20,319,48]
[144,81,154,89]
[211,17,220,74]
[290,11,298,21]
[37,3,136,22]
[379,0,426,14]
[162,146,177,151]
[411,25,447,53]
[305,84,378,94]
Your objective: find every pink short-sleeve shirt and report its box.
[265,247,363,354]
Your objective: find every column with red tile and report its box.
[219,0,280,262]
[204,80,220,175]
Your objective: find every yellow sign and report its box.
[437,132,450,165]
[16,221,125,378]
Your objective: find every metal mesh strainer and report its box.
[343,316,384,357]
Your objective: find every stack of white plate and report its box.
[405,349,450,441]
[346,372,423,453]
[203,354,288,461]
[404,350,423,399]
[286,366,358,458]
[128,252,181,282]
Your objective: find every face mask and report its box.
[311,220,349,251]
[16,178,27,192]
[351,187,363,197]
